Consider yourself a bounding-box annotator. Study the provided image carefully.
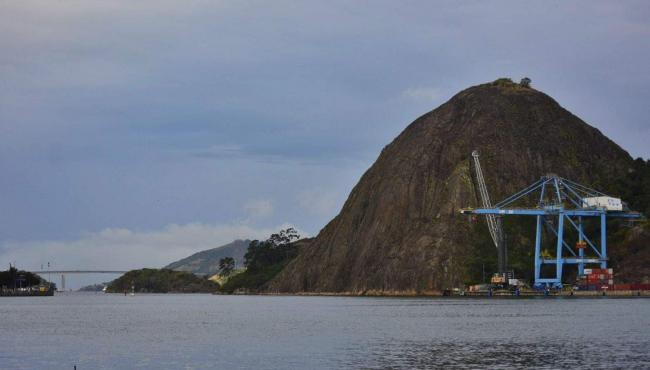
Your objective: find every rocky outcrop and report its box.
[268,79,642,294]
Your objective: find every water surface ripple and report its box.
[0,294,648,369]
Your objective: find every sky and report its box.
[1,1,649,288]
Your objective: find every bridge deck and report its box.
[33,270,127,274]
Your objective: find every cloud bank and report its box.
[0,222,304,272]
[1,1,649,279]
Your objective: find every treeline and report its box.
[106,268,219,293]
[0,265,48,289]
[617,158,650,216]
[102,229,304,294]
[220,228,302,293]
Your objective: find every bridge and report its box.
[33,270,127,274]
[33,270,127,291]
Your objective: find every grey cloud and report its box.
[1,1,649,270]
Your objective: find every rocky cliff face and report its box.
[268,79,645,293]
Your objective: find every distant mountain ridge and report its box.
[164,239,250,276]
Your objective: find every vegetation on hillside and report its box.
[78,283,106,292]
[617,158,650,216]
[220,228,301,293]
[218,257,235,276]
[491,77,515,86]
[106,268,219,293]
[609,219,650,283]
[0,266,49,289]
[488,77,535,93]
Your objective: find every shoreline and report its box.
[70,289,650,298]
[251,289,650,298]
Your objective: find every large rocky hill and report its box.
[268,79,650,294]
[165,239,250,276]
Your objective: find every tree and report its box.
[0,265,45,289]
[268,228,300,246]
[243,228,301,272]
[520,77,531,88]
[220,228,302,293]
[219,257,235,276]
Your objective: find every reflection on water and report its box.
[0,295,648,369]
[345,338,649,369]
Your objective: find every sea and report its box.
[1,294,648,369]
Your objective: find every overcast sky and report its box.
[1,1,649,288]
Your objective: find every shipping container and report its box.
[468,284,491,292]
[577,283,616,291]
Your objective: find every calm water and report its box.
[1,294,649,369]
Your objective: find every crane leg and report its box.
[497,218,505,274]
[534,215,542,288]
[554,214,564,288]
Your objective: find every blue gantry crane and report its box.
[461,154,643,288]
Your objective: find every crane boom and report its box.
[472,151,499,248]
[472,150,507,276]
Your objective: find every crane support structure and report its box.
[461,173,643,288]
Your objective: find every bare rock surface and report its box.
[268,80,641,293]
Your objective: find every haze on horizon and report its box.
[1,1,649,288]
